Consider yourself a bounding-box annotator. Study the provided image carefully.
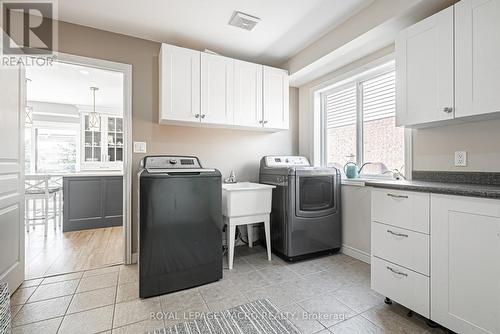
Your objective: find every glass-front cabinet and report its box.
[82,114,123,170]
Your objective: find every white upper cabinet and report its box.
[263,66,289,130]
[396,0,500,127]
[396,7,454,126]
[431,194,500,334]
[201,53,234,125]
[158,43,289,131]
[233,60,263,128]
[159,44,201,124]
[455,0,500,118]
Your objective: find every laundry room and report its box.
[2,1,500,334]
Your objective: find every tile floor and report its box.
[10,245,449,334]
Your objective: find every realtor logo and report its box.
[1,0,57,55]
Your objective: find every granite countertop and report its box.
[364,179,500,199]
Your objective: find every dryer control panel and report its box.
[265,156,310,167]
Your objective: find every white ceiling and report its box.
[57,0,374,66]
[26,61,123,110]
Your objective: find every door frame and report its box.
[50,52,133,264]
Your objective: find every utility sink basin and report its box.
[222,182,275,218]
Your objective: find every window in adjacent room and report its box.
[321,63,405,177]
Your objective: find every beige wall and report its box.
[58,21,299,252]
[412,119,500,172]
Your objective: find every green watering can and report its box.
[344,162,359,179]
[344,162,372,179]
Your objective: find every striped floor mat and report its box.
[158,299,301,334]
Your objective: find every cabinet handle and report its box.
[259,120,263,124]
[386,266,408,277]
[443,107,453,113]
[194,114,200,118]
[387,230,408,238]
[387,193,408,199]
[201,114,206,119]
[263,120,268,124]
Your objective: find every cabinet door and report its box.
[82,114,104,169]
[263,66,289,130]
[201,53,234,125]
[159,43,201,123]
[455,0,500,118]
[396,7,454,126]
[431,194,500,334]
[233,60,263,128]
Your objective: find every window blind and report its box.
[325,84,357,129]
[362,71,396,122]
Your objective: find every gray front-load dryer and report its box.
[259,156,341,261]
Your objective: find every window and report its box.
[24,125,78,174]
[36,128,78,173]
[321,65,405,176]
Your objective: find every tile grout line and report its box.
[110,266,120,332]
[55,273,83,333]
[294,302,329,332]
[357,304,388,332]
[12,266,122,331]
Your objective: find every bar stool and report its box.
[25,175,61,236]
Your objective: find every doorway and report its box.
[23,54,132,279]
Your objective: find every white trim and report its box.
[312,53,411,179]
[311,54,396,96]
[53,52,133,265]
[131,252,138,264]
[310,54,396,166]
[341,245,371,264]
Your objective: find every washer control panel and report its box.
[265,156,310,167]
[143,156,202,169]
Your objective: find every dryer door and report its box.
[295,174,338,218]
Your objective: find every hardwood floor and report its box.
[25,221,124,280]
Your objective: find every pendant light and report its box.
[88,87,100,131]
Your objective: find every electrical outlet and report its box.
[454,151,467,167]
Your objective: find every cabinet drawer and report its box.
[371,256,429,317]
[371,222,429,275]
[371,188,429,234]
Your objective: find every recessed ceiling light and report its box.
[80,70,89,75]
[229,11,260,31]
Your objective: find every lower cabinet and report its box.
[372,189,500,333]
[371,221,429,276]
[370,189,430,318]
[431,194,500,334]
[63,176,123,232]
[371,256,430,317]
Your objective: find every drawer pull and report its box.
[387,193,408,199]
[386,266,408,277]
[387,230,408,238]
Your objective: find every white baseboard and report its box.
[341,245,371,264]
[131,252,138,264]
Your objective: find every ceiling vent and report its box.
[228,11,261,31]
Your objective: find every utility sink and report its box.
[222,182,275,218]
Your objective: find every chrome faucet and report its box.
[383,169,406,180]
[224,170,237,184]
